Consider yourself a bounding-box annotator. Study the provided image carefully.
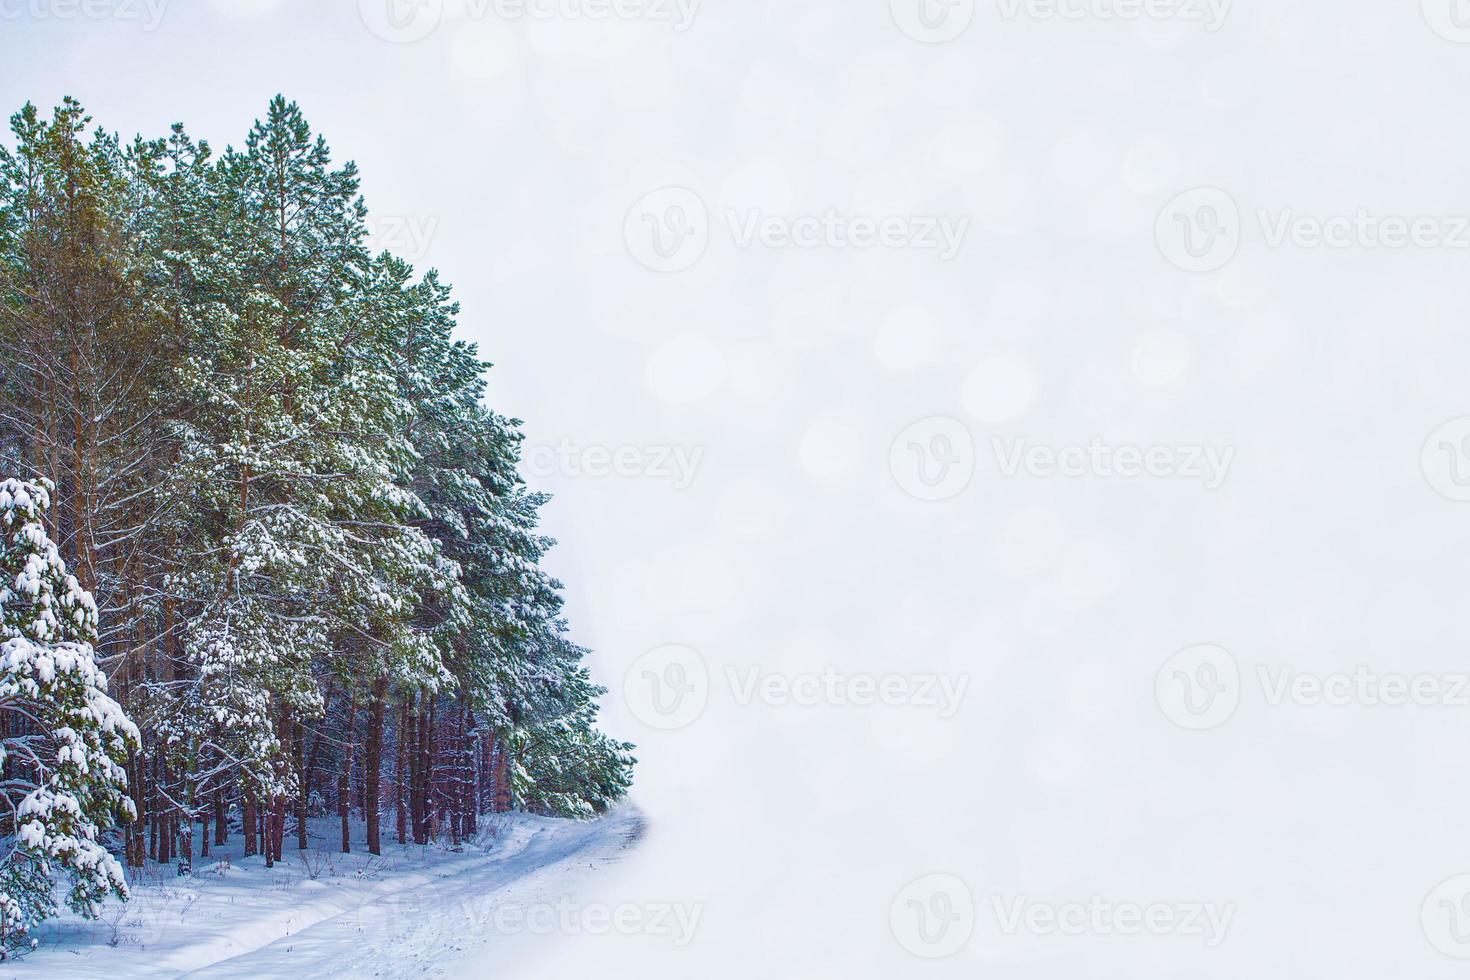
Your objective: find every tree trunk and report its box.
[147,756,158,861]
[492,731,513,813]
[479,724,492,815]
[303,679,333,846]
[413,697,432,844]
[244,794,258,857]
[271,797,285,862]
[177,809,193,876]
[457,697,473,840]
[397,696,412,844]
[296,715,309,850]
[339,687,356,854]
[365,676,386,855]
[128,750,145,867]
[260,804,273,868]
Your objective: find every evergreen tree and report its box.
[0,94,634,899]
[0,478,138,954]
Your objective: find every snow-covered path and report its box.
[25,807,645,980]
[188,810,644,979]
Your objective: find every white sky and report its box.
[8,1,1470,976]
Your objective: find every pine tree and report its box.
[0,96,635,891]
[513,641,636,818]
[0,478,138,954]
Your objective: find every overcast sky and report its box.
[9,1,1470,976]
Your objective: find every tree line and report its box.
[0,95,634,951]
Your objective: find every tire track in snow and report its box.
[181,806,645,980]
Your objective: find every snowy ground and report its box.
[18,806,646,979]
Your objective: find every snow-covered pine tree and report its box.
[0,102,196,872]
[0,97,635,878]
[422,388,636,820]
[366,230,635,826]
[511,640,636,819]
[0,478,138,954]
[157,98,460,862]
